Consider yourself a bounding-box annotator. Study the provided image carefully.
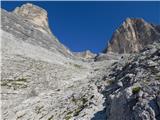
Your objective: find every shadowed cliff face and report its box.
[104,18,160,54]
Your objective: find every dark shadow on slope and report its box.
[91,107,107,120]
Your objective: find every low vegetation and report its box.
[1,78,28,90]
[73,64,82,68]
[132,86,141,94]
[64,96,88,120]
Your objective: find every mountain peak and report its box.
[13,3,51,34]
[121,18,147,31]
[124,18,145,24]
[105,18,160,54]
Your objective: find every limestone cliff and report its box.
[105,18,160,54]
[13,3,51,34]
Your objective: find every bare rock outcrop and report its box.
[102,43,160,120]
[104,18,160,54]
[1,5,73,58]
[13,3,51,34]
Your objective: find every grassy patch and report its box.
[73,64,82,68]
[73,106,85,116]
[72,96,88,105]
[73,97,87,116]
[65,115,72,120]
[16,78,27,82]
[1,78,28,90]
[65,111,73,120]
[68,96,88,117]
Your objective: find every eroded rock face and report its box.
[105,18,160,54]
[13,3,51,34]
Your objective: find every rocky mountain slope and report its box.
[1,3,73,59]
[1,3,160,120]
[103,43,160,120]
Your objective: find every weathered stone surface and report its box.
[1,3,160,120]
[104,18,160,54]
[1,4,110,120]
[1,8,73,59]
[103,43,160,120]
[13,3,51,34]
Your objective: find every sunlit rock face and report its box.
[74,50,97,60]
[105,18,160,54]
[13,3,51,34]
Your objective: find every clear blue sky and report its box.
[1,1,160,53]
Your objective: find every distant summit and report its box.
[13,3,51,34]
[1,3,73,59]
[74,50,96,59]
[104,18,160,54]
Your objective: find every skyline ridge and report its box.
[2,1,160,53]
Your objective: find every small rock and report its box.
[116,81,123,87]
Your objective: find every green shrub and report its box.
[16,78,27,82]
[132,87,141,94]
[73,106,84,116]
[65,111,73,120]
[65,115,72,120]
[1,78,27,89]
